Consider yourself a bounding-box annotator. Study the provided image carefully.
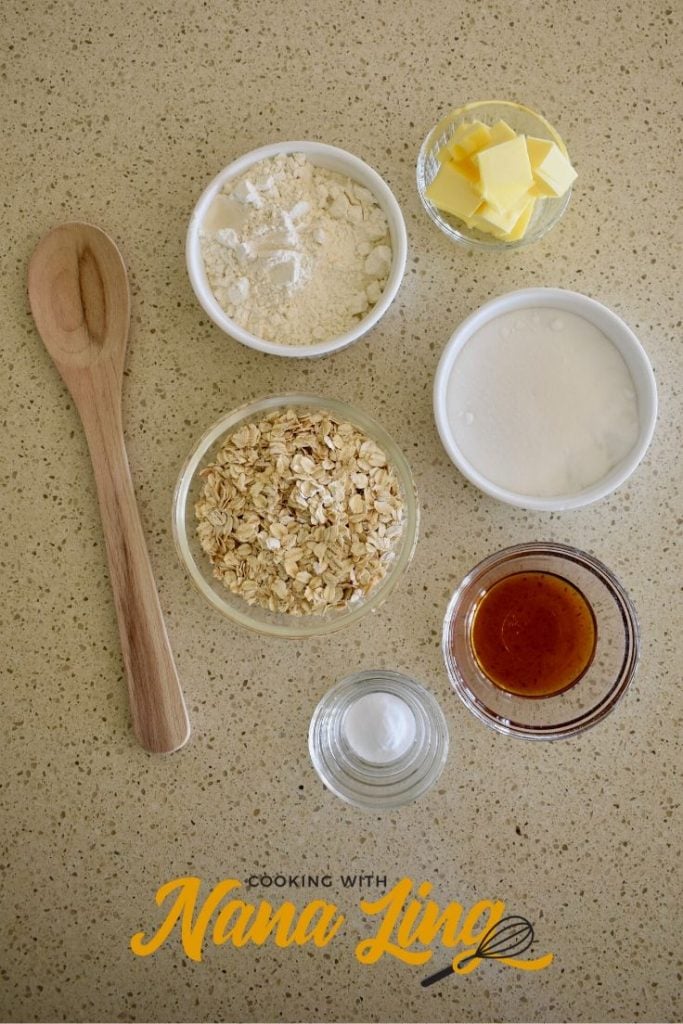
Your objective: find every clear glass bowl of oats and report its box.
[172,394,419,637]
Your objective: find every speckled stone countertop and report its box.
[2,2,681,1022]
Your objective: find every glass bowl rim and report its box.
[416,99,572,252]
[172,392,419,638]
[442,541,640,740]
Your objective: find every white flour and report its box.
[199,153,392,346]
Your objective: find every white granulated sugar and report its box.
[199,153,392,346]
[446,307,641,497]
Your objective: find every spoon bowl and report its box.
[29,223,129,373]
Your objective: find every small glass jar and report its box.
[308,670,449,810]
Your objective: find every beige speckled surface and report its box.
[2,1,682,1021]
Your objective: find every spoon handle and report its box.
[77,365,191,754]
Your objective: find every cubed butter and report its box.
[474,194,535,234]
[449,119,493,159]
[474,135,534,211]
[504,197,536,241]
[463,212,504,239]
[427,116,576,243]
[487,119,517,146]
[526,136,577,197]
[425,161,483,220]
[449,155,480,183]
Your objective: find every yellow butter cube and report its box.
[526,137,577,197]
[450,120,493,158]
[436,148,478,184]
[474,194,535,234]
[425,161,483,220]
[503,197,537,241]
[450,155,479,183]
[487,119,517,146]
[463,214,503,239]
[463,208,499,237]
[469,196,536,242]
[474,135,534,211]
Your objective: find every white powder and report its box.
[199,153,392,346]
[446,307,641,497]
[342,691,417,765]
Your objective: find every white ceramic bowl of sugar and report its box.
[186,141,408,358]
[433,288,658,511]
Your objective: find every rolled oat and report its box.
[195,408,406,615]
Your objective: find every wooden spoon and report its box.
[28,223,191,754]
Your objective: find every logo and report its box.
[130,875,553,983]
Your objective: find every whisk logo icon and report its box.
[421,915,552,987]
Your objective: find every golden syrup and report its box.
[469,571,596,697]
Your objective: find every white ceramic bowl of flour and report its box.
[186,141,408,358]
[434,288,657,511]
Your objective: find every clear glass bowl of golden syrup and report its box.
[442,542,639,739]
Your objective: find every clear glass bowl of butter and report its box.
[417,100,575,250]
